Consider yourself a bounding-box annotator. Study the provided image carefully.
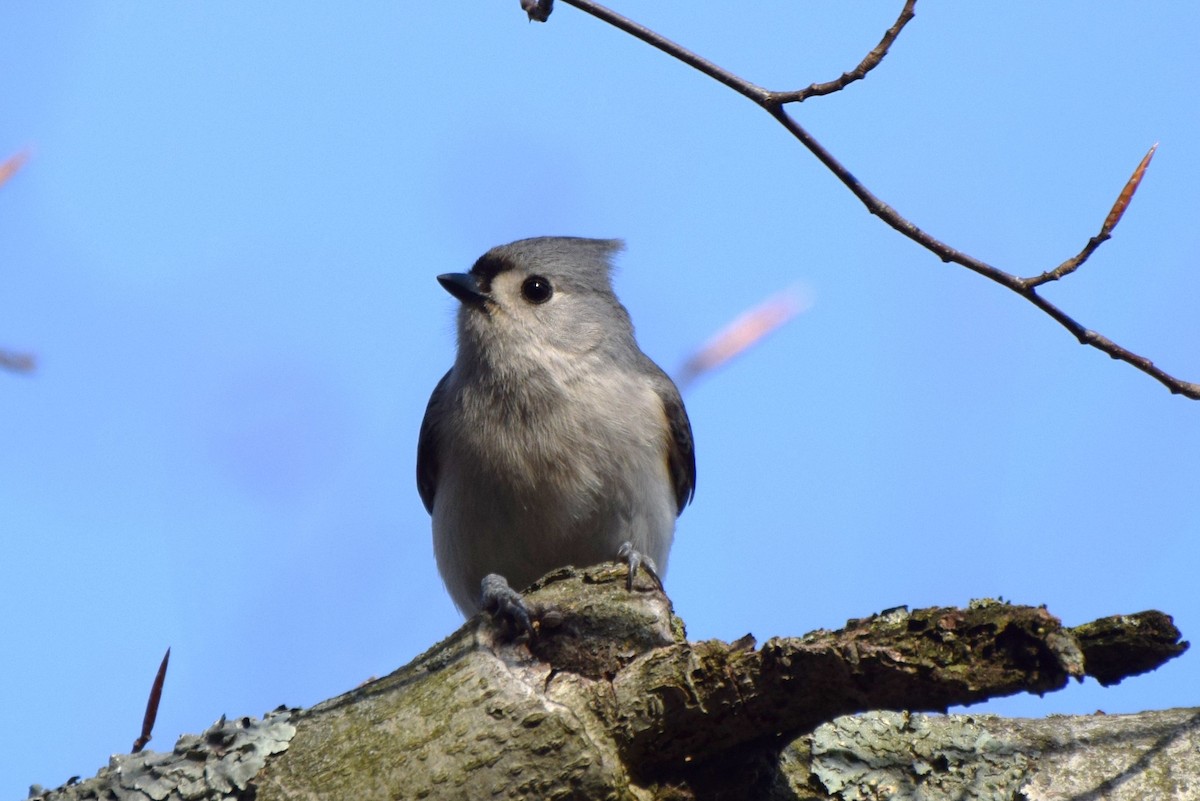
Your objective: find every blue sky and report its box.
[3,3,1198,796]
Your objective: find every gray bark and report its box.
[26,566,1190,801]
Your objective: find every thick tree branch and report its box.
[27,568,1188,800]
[606,600,1185,773]
[543,1,1199,399]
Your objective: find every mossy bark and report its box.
[27,566,1189,801]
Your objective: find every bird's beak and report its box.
[437,272,488,307]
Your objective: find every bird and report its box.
[416,236,695,625]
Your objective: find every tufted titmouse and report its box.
[417,237,696,621]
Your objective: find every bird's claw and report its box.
[481,573,534,638]
[617,541,662,591]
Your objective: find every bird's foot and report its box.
[480,573,534,638]
[617,541,663,592]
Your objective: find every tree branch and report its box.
[606,599,1186,773]
[26,569,1188,801]
[544,1,1198,399]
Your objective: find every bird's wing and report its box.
[416,370,452,515]
[650,368,696,515]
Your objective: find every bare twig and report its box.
[132,647,171,753]
[557,0,771,104]
[544,1,1198,399]
[771,0,917,104]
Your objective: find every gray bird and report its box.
[417,237,696,622]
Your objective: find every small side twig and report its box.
[132,647,171,753]
[1027,143,1159,288]
[770,0,917,104]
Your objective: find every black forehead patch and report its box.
[469,254,513,294]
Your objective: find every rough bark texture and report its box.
[25,566,1190,801]
[770,707,1200,800]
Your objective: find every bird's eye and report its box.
[521,275,554,304]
